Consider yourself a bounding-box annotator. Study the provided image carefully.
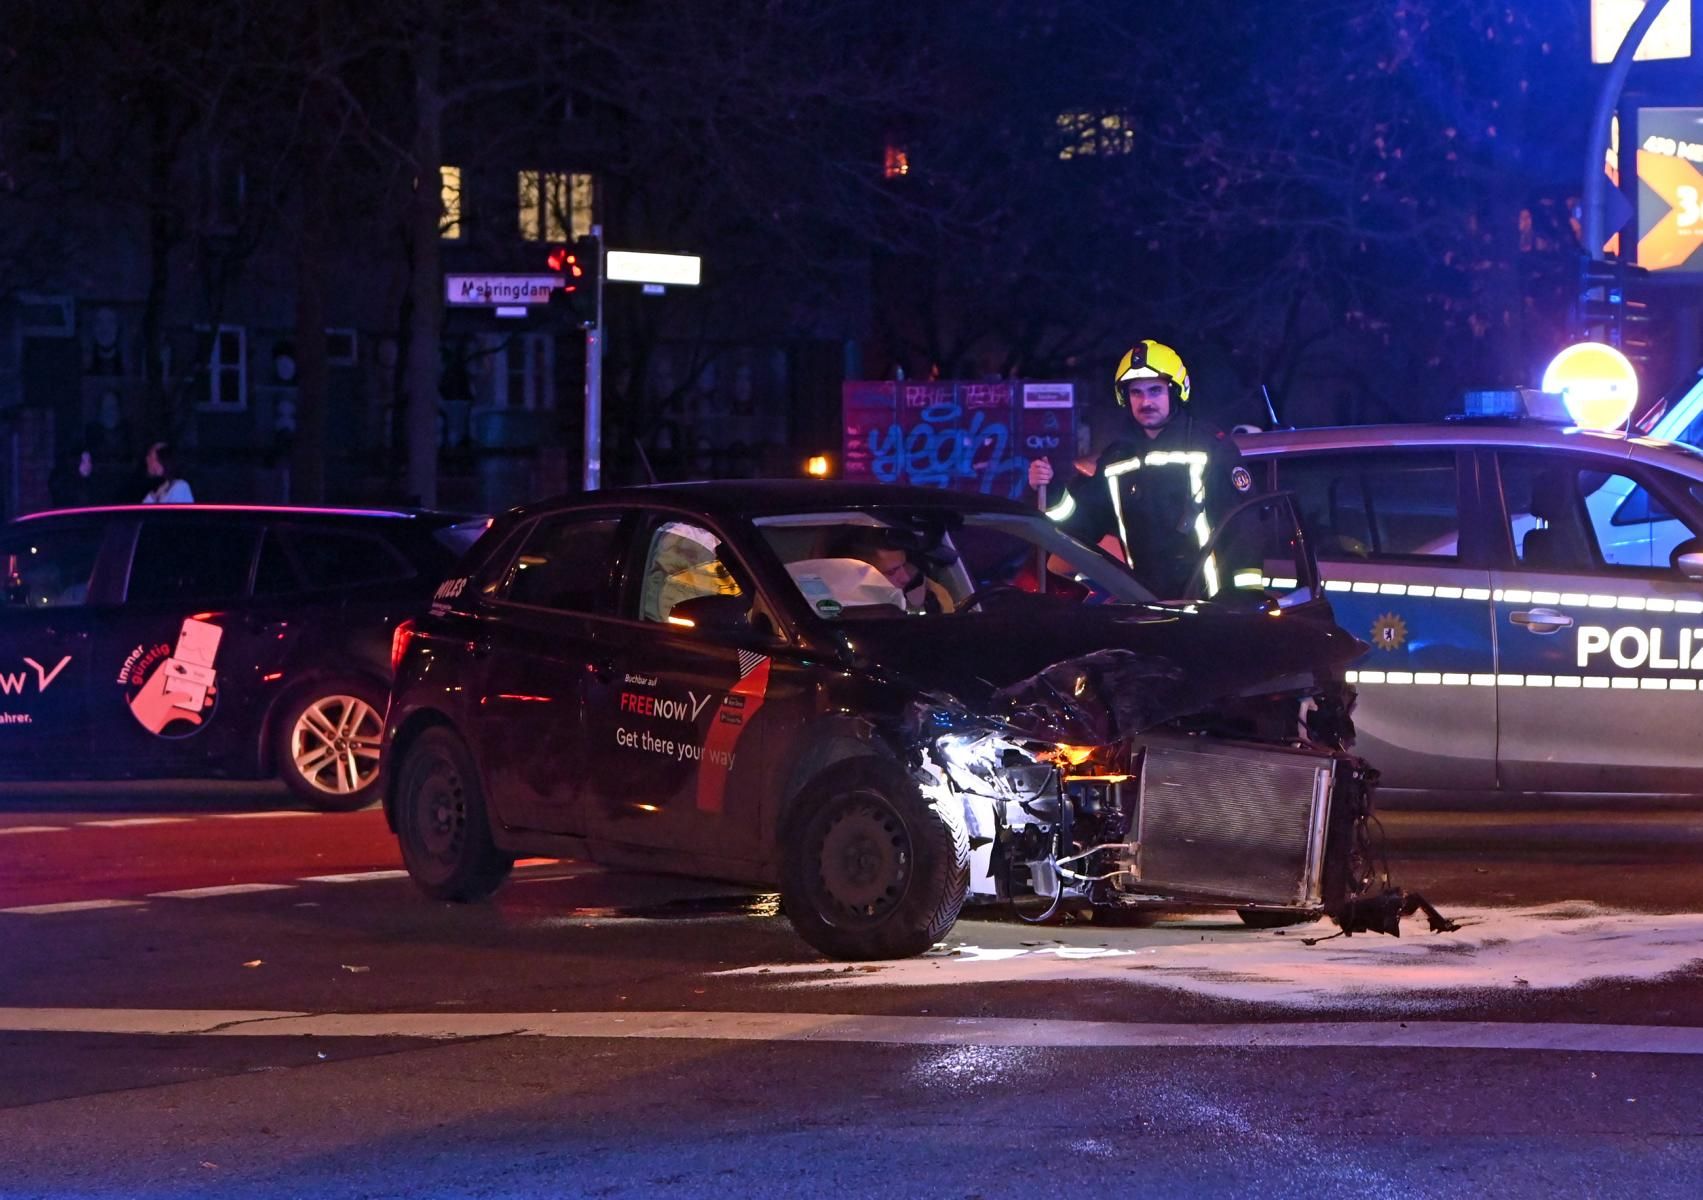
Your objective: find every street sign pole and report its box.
[583,224,604,492]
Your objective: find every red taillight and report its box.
[390,619,416,673]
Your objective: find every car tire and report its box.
[394,727,513,902]
[1237,908,1321,929]
[780,759,969,961]
[275,678,389,811]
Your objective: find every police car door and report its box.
[1269,447,1496,789]
[1489,449,1703,793]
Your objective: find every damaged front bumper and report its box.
[920,726,1444,936]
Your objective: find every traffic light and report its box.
[1576,256,1657,382]
[547,234,601,328]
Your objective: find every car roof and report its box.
[10,503,465,526]
[515,480,1040,521]
[1236,422,1703,480]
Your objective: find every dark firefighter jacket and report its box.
[1043,414,1252,597]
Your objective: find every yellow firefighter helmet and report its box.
[1114,340,1191,406]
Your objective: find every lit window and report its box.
[440,166,462,240]
[883,142,910,178]
[197,325,247,411]
[1056,111,1136,161]
[519,170,594,241]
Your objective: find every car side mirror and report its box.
[667,593,753,634]
[1673,537,1703,581]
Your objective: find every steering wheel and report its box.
[958,584,1027,612]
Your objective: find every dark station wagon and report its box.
[0,503,481,810]
[385,481,1440,960]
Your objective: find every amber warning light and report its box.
[805,455,832,479]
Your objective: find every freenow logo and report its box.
[619,691,713,722]
[0,656,71,696]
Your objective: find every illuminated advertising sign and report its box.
[1592,0,1692,62]
[1636,107,1703,275]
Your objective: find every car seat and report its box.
[1520,469,1593,571]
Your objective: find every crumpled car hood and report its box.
[837,601,1362,743]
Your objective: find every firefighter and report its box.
[1029,340,1254,596]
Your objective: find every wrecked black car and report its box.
[384,481,1426,960]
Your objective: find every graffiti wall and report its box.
[841,382,1076,501]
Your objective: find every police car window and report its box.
[637,521,744,623]
[126,522,259,604]
[1275,452,1459,560]
[282,528,415,590]
[1,527,103,609]
[498,515,621,614]
[1500,454,1702,573]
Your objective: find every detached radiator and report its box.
[1124,738,1335,908]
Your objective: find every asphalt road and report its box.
[4,785,1703,1198]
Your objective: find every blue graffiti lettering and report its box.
[863,399,1031,498]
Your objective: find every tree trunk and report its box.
[141,80,178,442]
[293,179,329,503]
[291,0,332,504]
[404,0,445,508]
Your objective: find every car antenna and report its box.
[1261,383,1283,430]
[634,437,660,484]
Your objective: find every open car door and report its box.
[1180,491,1333,620]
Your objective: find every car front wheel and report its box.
[394,727,513,902]
[276,679,387,811]
[780,759,969,961]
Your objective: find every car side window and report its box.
[1274,451,1460,560]
[0,526,104,608]
[494,515,622,614]
[252,531,302,596]
[1499,453,1703,573]
[281,528,414,590]
[636,520,744,623]
[126,522,260,604]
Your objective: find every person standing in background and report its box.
[141,441,194,504]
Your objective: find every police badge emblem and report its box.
[1370,612,1408,652]
[1231,465,1253,493]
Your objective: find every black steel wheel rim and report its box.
[812,794,912,926]
[410,753,467,869]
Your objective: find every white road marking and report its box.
[0,826,65,836]
[297,869,411,884]
[2,1007,1702,1056]
[148,883,297,900]
[208,811,319,820]
[0,899,147,916]
[719,903,1703,1011]
[79,817,195,828]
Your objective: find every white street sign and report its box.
[444,275,562,306]
[607,250,701,287]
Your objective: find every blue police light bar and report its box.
[1460,388,1572,424]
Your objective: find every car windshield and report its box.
[755,509,1155,619]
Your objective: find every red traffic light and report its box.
[546,246,585,282]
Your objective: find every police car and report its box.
[1236,389,1703,801]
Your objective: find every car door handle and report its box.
[1509,608,1573,634]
